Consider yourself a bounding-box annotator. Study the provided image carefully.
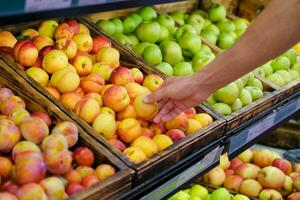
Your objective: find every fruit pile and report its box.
[202,148,300,199]
[0,87,116,199]
[0,19,214,164]
[169,184,250,200]
[257,48,300,87]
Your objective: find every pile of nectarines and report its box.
[0,19,214,164]
[0,87,116,199]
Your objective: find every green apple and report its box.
[260,61,273,76]
[203,18,212,29]
[228,31,238,41]
[96,20,116,35]
[212,103,232,116]
[137,6,157,22]
[216,19,235,33]
[123,16,137,35]
[157,14,175,33]
[201,29,218,45]
[247,78,263,90]
[256,68,265,77]
[245,86,263,101]
[136,22,161,43]
[186,14,205,34]
[289,69,299,80]
[231,98,243,112]
[160,40,183,65]
[170,11,185,26]
[173,62,194,76]
[192,54,215,72]
[218,33,235,49]
[189,185,208,199]
[205,194,211,200]
[266,73,285,87]
[114,34,132,49]
[110,18,123,34]
[158,26,170,42]
[271,56,291,71]
[234,18,249,33]
[275,70,292,84]
[214,82,240,104]
[143,45,162,65]
[178,32,202,58]
[283,48,298,65]
[183,189,190,194]
[207,95,216,106]
[199,44,213,55]
[204,24,220,36]
[234,79,244,92]
[241,74,249,86]
[232,194,250,200]
[175,24,196,40]
[168,191,190,200]
[291,59,300,73]
[192,9,209,19]
[133,42,152,56]
[155,62,173,76]
[128,13,143,26]
[128,34,139,47]
[208,4,227,22]
[189,196,201,200]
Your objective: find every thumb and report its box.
[143,87,166,104]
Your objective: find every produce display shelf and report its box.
[0,0,182,25]
[118,91,300,200]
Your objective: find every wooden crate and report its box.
[0,57,133,200]
[0,17,226,184]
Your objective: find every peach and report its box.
[12,141,41,161]
[8,107,30,125]
[184,107,197,119]
[110,67,134,86]
[32,35,54,51]
[32,56,42,68]
[16,183,47,200]
[42,49,68,74]
[123,147,147,163]
[44,149,72,175]
[92,63,113,81]
[65,19,80,35]
[38,20,58,38]
[235,163,261,179]
[108,138,126,151]
[253,149,274,167]
[21,28,39,39]
[65,169,82,184]
[79,23,90,34]
[55,38,77,59]
[272,158,292,175]
[166,129,186,142]
[72,33,93,52]
[66,183,84,196]
[85,93,103,106]
[224,175,243,192]
[95,164,116,181]
[80,72,105,93]
[187,119,202,135]
[0,192,17,200]
[259,189,283,200]
[42,133,68,150]
[125,82,150,101]
[165,112,188,132]
[73,147,94,166]
[96,46,120,68]
[225,169,234,177]
[101,84,114,96]
[0,119,21,153]
[0,31,17,48]
[194,113,213,127]
[117,105,137,120]
[280,175,293,197]
[287,192,300,200]
[133,94,159,120]
[238,149,253,163]
[92,112,116,139]
[50,67,80,93]
[1,95,26,115]
[91,35,111,54]
[51,121,78,148]
[2,180,19,195]
[131,68,144,84]
[257,166,285,189]
[45,86,61,100]
[74,97,100,124]
[149,122,166,135]
[0,87,14,101]
[14,40,38,67]
[32,112,51,126]
[71,53,93,76]
[19,117,49,144]
[0,156,12,179]
[153,134,174,151]
[141,127,155,138]
[26,67,49,86]
[131,136,158,157]
[100,106,115,117]
[230,158,244,170]
[39,45,53,60]
[76,166,94,178]
[117,118,141,143]
[240,179,262,197]
[143,74,163,92]
[138,119,149,128]
[103,85,130,112]
[15,152,46,184]
[82,175,99,188]
[54,23,74,39]
[203,166,226,187]
[60,91,83,110]
[40,176,65,200]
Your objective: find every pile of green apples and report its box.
[257,48,300,87]
[96,4,248,77]
[207,72,264,116]
[168,184,249,200]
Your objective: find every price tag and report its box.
[246,122,263,142]
[261,113,276,131]
[25,0,71,12]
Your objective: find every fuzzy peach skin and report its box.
[91,35,111,54]
[96,46,120,68]
[0,119,21,153]
[0,156,13,179]
[41,134,68,151]
[124,82,150,101]
[0,87,14,101]
[80,72,105,93]
[133,94,159,120]
[42,49,68,74]
[123,147,147,163]
[110,67,134,86]
[51,121,78,148]
[16,183,47,200]
[72,33,93,52]
[32,35,54,51]
[99,106,115,117]
[31,112,51,126]
[40,176,65,200]
[0,31,17,48]
[14,40,39,67]
[45,86,61,100]
[55,38,77,59]
[12,141,41,161]
[38,20,58,38]
[65,169,82,184]
[131,136,158,158]
[117,105,137,120]
[1,95,26,115]
[141,127,155,138]
[91,63,113,81]
[0,192,18,200]
[26,67,49,87]
[75,166,94,179]
[44,149,72,175]
[74,96,101,124]
[95,164,116,181]
[183,107,196,119]
[50,67,80,93]
[8,107,30,126]
[21,28,39,39]
[108,138,126,152]
[19,117,49,144]
[149,122,166,135]
[130,68,144,84]
[103,85,130,112]
[117,118,141,143]
[71,53,93,76]
[54,23,74,40]
[165,112,188,132]
[153,134,173,151]
[166,129,186,142]
[92,112,116,140]
[60,91,83,110]
[142,74,163,92]
[186,119,202,135]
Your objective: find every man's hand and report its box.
[144,75,211,123]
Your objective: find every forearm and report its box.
[194,0,300,93]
